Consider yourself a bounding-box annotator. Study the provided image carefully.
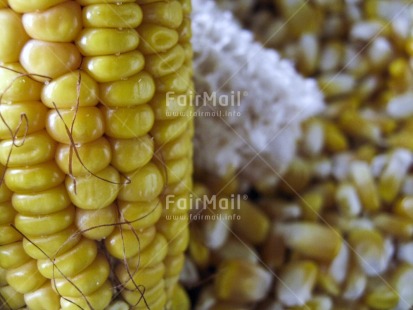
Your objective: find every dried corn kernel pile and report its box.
[184,0,413,309]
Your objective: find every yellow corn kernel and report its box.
[141,1,183,29]
[103,105,154,139]
[349,161,381,212]
[156,65,191,93]
[65,165,120,210]
[6,260,46,294]
[121,280,165,309]
[126,233,168,268]
[56,137,111,177]
[0,242,30,270]
[300,190,324,221]
[151,92,191,120]
[14,205,75,237]
[82,3,142,28]
[5,160,65,192]
[151,116,190,144]
[348,229,389,276]
[0,101,47,139]
[0,210,15,245]
[75,204,117,240]
[0,130,57,168]
[82,51,145,83]
[22,225,81,260]
[60,280,112,310]
[109,135,154,173]
[188,230,210,268]
[373,213,413,239]
[37,238,97,279]
[105,226,156,259]
[0,285,25,310]
[24,282,60,310]
[165,224,190,256]
[20,40,81,80]
[100,71,155,108]
[119,162,164,202]
[0,225,21,246]
[160,130,192,160]
[394,196,413,220]
[0,63,43,102]
[232,200,270,245]
[170,284,190,310]
[0,8,29,63]
[364,284,399,310]
[164,254,185,278]
[277,261,318,307]
[116,262,165,291]
[278,222,342,261]
[215,260,272,303]
[8,0,67,13]
[76,28,139,56]
[46,106,104,144]
[78,0,135,4]
[52,254,109,298]
[22,1,81,42]
[41,70,99,109]
[390,264,413,309]
[145,44,185,77]
[279,158,311,195]
[118,199,162,230]
[324,121,348,152]
[12,184,70,215]
[138,24,179,54]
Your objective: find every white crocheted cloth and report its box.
[192,0,325,190]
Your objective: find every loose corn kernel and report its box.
[215,259,272,303]
[277,222,342,261]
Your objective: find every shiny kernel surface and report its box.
[145,44,185,77]
[110,135,154,173]
[0,242,30,270]
[65,165,120,210]
[82,51,145,83]
[24,282,60,310]
[0,225,22,246]
[76,28,140,56]
[6,260,46,294]
[99,71,155,107]
[14,205,75,237]
[83,3,143,28]
[105,226,156,259]
[103,104,154,139]
[8,0,67,13]
[76,204,117,240]
[115,262,165,291]
[60,280,112,310]
[0,101,47,139]
[52,254,110,297]
[20,40,81,81]
[22,1,82,42]
[0,130,57,167]
[119,162,164,202]
[41,70,99,109]
[0,63,43,102]
[0,9,29,63]
[22,225,81,260]
[37,238,97,279]
[118,198,162,230]
[5,160,65,192]
[55,137,112,176]
[141,1,183,29]
[138,24,179,54]
[127,233,168,268]
[46,107,104,144]
[12,184,71,215]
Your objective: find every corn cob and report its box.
[0,1,193,309]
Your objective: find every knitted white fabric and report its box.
[192,0,325,190]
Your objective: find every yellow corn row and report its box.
[0,0,193,309]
